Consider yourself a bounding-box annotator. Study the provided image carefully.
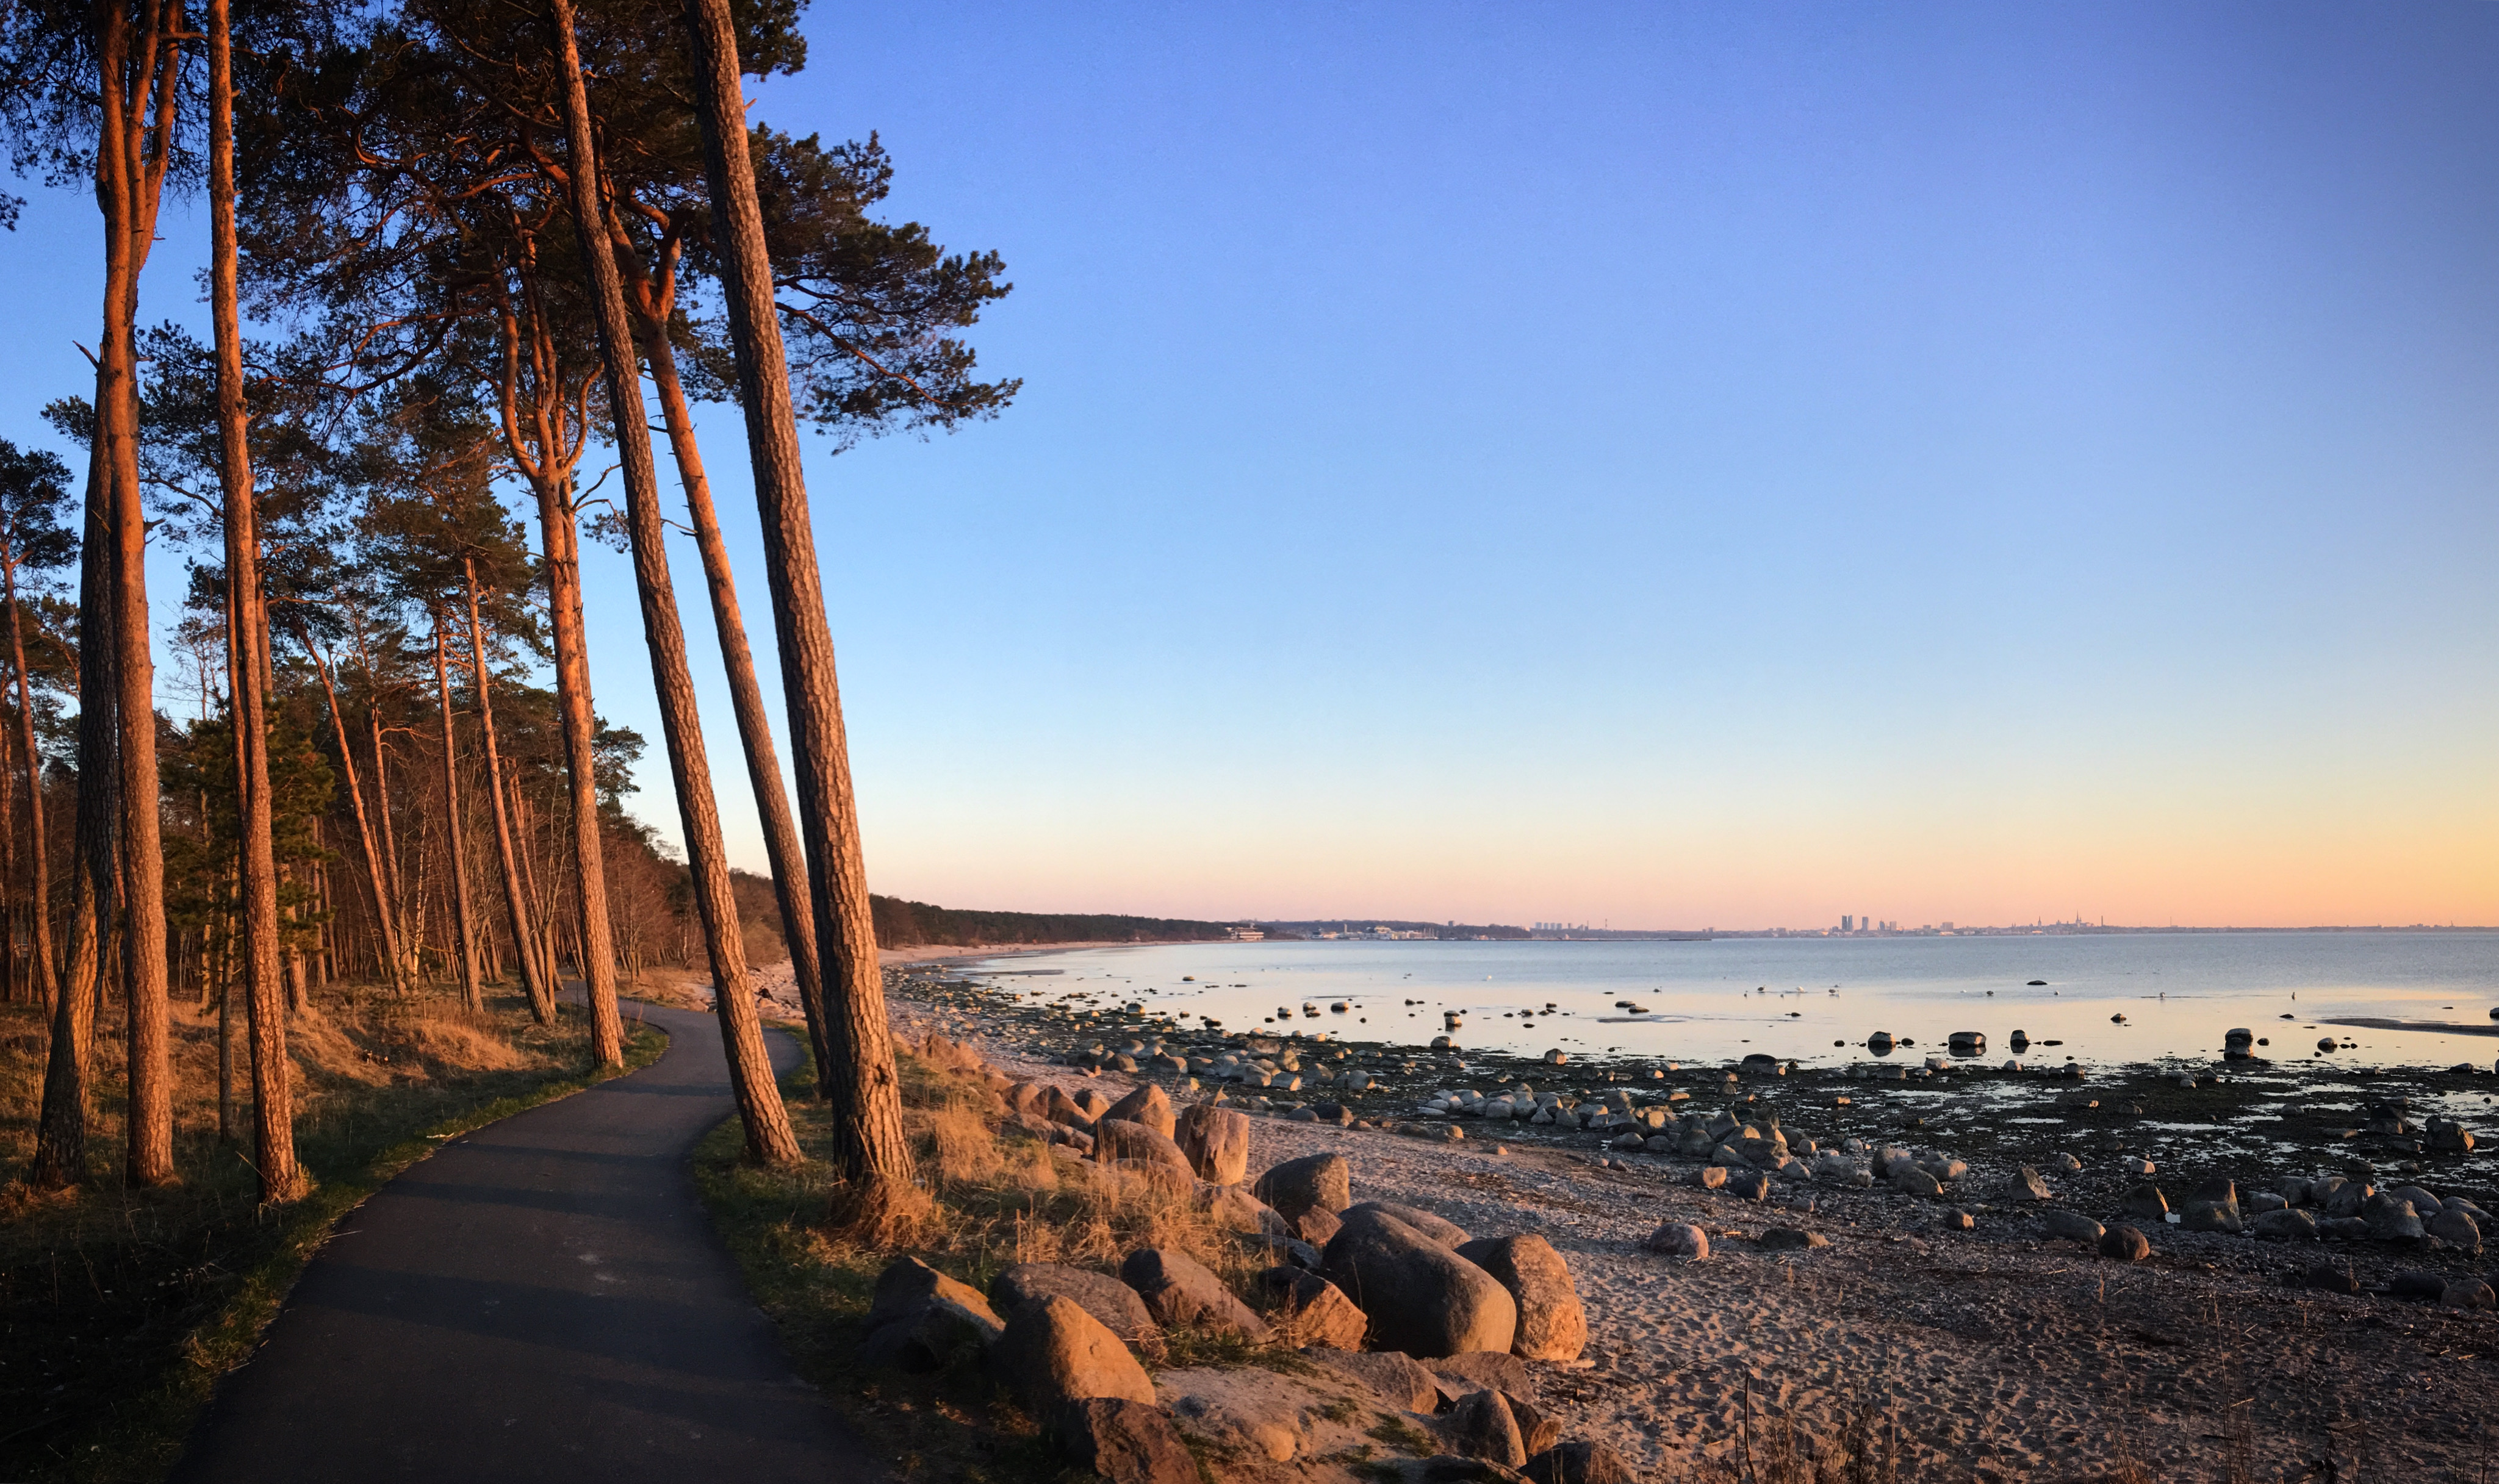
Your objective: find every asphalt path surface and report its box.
[171,999,884,1484]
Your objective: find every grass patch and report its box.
[0,988,666,1484]
[692,1033,1287,1480]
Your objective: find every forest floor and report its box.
[0,984,665,1484]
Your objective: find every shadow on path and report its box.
[171,999,882,1484]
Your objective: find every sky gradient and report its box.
[4,2,2497,930]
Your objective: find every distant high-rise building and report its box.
[1841,915,1854,932]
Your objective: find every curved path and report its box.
[173,1002,882,1484]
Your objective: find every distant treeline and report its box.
[1256,920,1531,940]
[728,876,1231,953]
[874,899,1234,948]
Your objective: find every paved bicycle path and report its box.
[171,1001,882,1484]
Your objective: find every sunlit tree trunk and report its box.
[430,623,483,1012]
[210,0,301,1199]
[549,0,795,1156]
[95,0,180,1191]
[463,559,554,1024]
[641,335,832,1097]
[681,0,912,1195]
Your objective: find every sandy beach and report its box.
[862,962,2493,1482]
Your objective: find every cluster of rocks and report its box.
[869,1035,1630,1482]
[2098,1169,2497,1250]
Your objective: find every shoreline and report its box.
[877,962,2499,1480]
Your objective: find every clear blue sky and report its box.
[5,2,2498,928]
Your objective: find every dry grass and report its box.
[694,1037,1259,1482]
[0,984,663,1484]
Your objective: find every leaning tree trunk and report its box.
[550,0,796,1159]
[463,561,555,1025]
[430,624,484,1013]
[642,334,832,1097]
[210,0,302,1200]
[680,0,912,1194]
[8,562,59,1010]
[302,636,409,995]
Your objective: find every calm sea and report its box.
[962,932,2499,1070]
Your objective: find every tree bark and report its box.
[210,0,301,1200]
[680,0,913,1193]
[430,624,484,1012]
[642,335,832,1098]
[463,559,554,1024]
[551,0,795,1158]
[7,560,57,1011]
[100,0,179,1190]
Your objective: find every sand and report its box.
[874,983,2487,1483]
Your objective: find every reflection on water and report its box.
[963,931,2499,1070]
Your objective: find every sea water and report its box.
[962,931,2499,1070]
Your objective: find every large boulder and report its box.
[990,1263,1159,1342]
[1104,1083,1177,1139]
[1177,1103,1252,1185]
[1251,1266,1370,1349]
[2252,1208,2319,1243]
[2364,1192,2425,1242]
[2181,1178,2243,1234]
[1254,1153,1352,1223]
[2040,1208,2104,1244]
[1048,1397,1199,1484]
[2120,1183,2170,1219]
[1199,1184,1293,1236]
[1041,1084,1093,1131]
[1455,1235,1587,1361]
[860,1255,1006,1372]
[2429,1206,2484,1253]
[1121,1247,1273,1339]
[1322,1208,1517,1358]
[1296,1206,1346,1247]
[1437,1389,1528,1468]
[2099,1225,2152,1262]
[1891,1164,1943,1197]
[1343,1199,1470,1247]
[995,1294,1156,1410]
[1094,1118,1196,1174]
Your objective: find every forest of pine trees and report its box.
[0,0,1016,1210]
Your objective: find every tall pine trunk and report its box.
[431,625,483,1011]
[463,560,554,1024]
[210,0,301,1200]
[550,0,796,1158]
[96,0,176,1190]
[642,335,832,1098]
[29,459,115,1188]
[7,567,52,1011]
[680,0,912,1195]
